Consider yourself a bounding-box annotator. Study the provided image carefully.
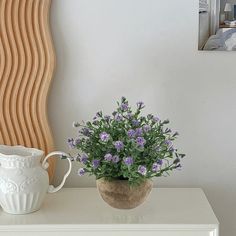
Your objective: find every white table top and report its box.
[0,188,218,229]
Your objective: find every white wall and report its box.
[49,1,236,235]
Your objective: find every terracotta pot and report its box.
[96,178,153,209]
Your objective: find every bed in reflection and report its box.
[203,28,236,51]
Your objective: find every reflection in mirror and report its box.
[198,0,236,51]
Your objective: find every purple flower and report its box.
[127,129,136,138]
[104,153,113,161]
[138,165,147,175]
[127,112,133,119]
[136,137,146,147]
[80,154,88,164]
[104,115,111,122]
[132,119,140,127]
[135,128,143,136]
[152,116,160,123]
[92,159,100,169]
[114,141,124,152]
[100,132,110,142]
[152,162,160,172]
[157,159,163,165]
[74,138,81,146]
[120,103,129,111]
[143,125,151,133]
[67,138,75,148]
[80,127,91,137]
[136,101,145,109]
[123,156,133,166]
[78,168,86,176]
[115,113,123,122]
[112,155,120,163]
[165,140,173,148]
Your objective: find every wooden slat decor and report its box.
[0,0,56,182]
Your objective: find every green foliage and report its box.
[69,97,185,186]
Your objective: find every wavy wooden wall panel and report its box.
[0,0,56,182]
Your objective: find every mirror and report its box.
[199,0,236,51]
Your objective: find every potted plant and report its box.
[67,97,185,209]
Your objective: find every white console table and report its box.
[0,188,219,236]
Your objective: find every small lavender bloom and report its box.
[72,121,80,128]
[157,159,163,165]
[104,115,111,122]
[78,168,85,176]
[120,103,129,111]
[136,137,146,147]
[92,159,100,169]
[67,138,75,148]
[127,112,133,119]
[114,141,124,152]
[152,162,159,172]
[100,132,110,142]
[115,113,123,122]
[123,156,133,166]
[143,124,151,133]
[80,154,88,164]
[153,116,160,122]
[165,140,173,148]
[104,153,113,161]
[135,128,143,136]
[138,165,147,175]
[112,155,120,163]
[136,101,145,109]
[127,129,136,138]
[80,127,91,137]
[132,119,140,127]
[74,138,81,146]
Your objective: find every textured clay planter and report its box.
[96,178,153,209]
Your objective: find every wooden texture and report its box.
[0,0,56,182]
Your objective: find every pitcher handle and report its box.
[42,151,72,193]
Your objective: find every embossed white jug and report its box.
[0,145,72,214]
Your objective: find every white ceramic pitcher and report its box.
[0,145,72,214]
